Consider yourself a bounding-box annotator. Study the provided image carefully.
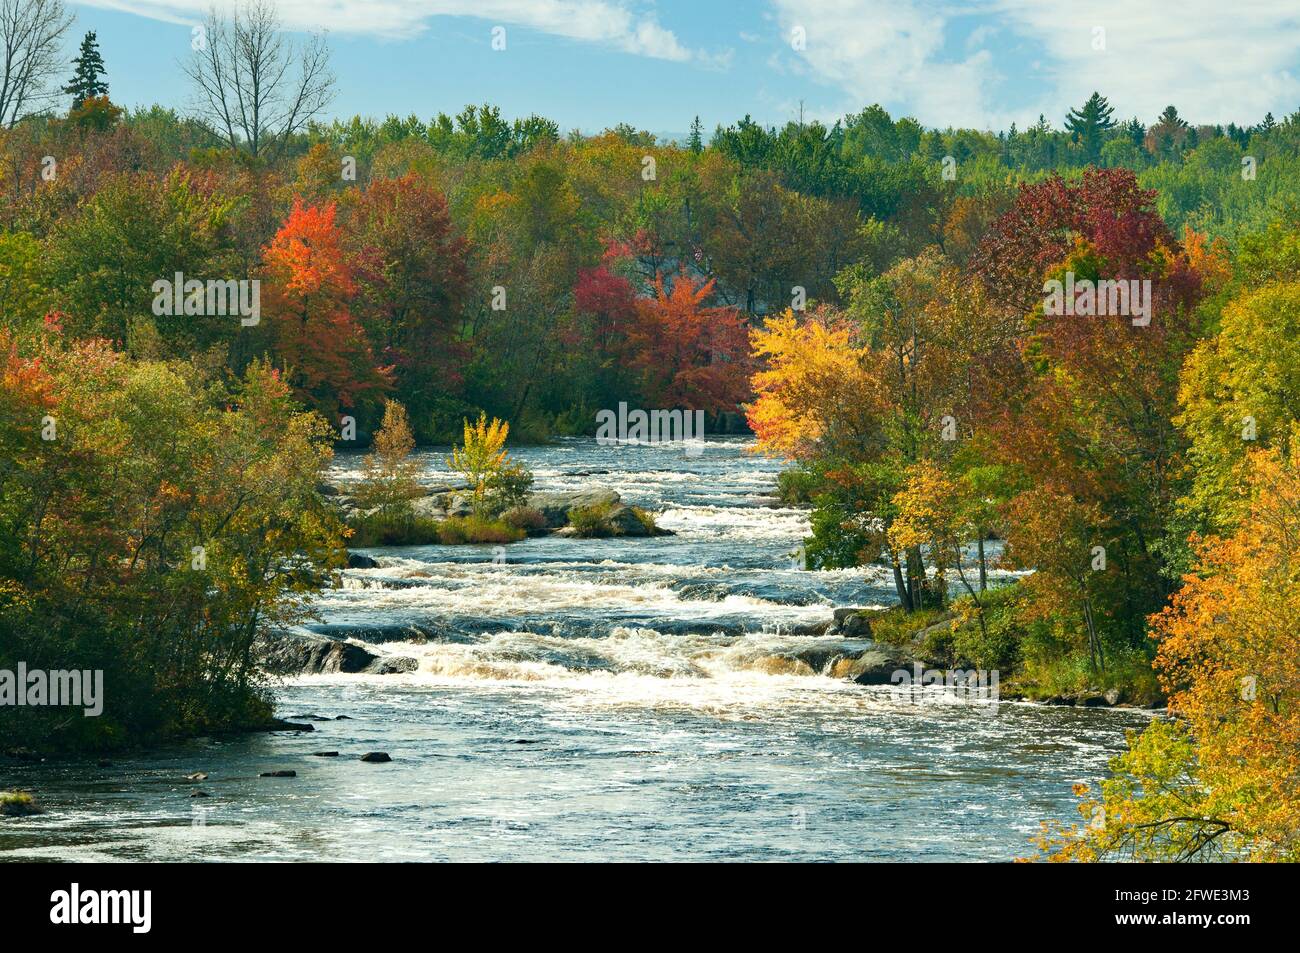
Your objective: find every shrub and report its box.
[568,501,618,537]
[501,505,547,532]
[777,467,820,505]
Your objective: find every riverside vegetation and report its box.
[1,7,1299,861]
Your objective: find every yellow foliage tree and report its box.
[1037,442,1300,861]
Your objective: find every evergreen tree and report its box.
[63,31,109,108]
[1064,91,1116,163]
[687,115,704,154]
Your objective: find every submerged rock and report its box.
[260,770,297,778]
[366,656,419,675]
[360,752,392,763]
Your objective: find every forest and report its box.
[2,2,1299,861]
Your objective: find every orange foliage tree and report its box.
[261,199,390,417]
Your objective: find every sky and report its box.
[65,0,1300,137]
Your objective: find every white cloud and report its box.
[72,0,705,61]
[769,0,1300,128]
[769,0,1004,128]
[993,0,1300,126]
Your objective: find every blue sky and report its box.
[67,1,1300,137]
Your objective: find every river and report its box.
[0,437,1150,861]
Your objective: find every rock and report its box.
[189,790,210,798]
[607,504,650,536]
[258,632,382,675]
[446,493,476,518]
[527,488,622,528]
[1076,693,1111,708]
[186,772,208,782]
[346,552,379,569]
[311,751,340,758]
[831,648,918,685]
[779,639,875,673]
[832,608,875,637]
[265,718,315,732]
[335,715,353,720]
[360,752,392,763]
[411,495,447,519]
[317,481,344,496]
[365,656,419,675]
[260,770,297,778]
[288,713,332,721]
[1104,688,1122,706]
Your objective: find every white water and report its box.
[0,437,1149,862]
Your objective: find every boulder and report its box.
[832,608,875,637]
[346,552,379,569]
[365,656,419,675]
[831,648,919,685]
[258,632,381,675]
[360,752,392,763]
[607,504,651,536]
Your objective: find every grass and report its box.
[631,506,660,535]
[350,510,525,546]
[435,515,525,545]
[0,792,41,816]
[349,511,445,546]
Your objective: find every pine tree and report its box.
[1064,92,1115,164]
[63,31,109,108]
[687,116,704,154]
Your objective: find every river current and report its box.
[0,437,1149,861]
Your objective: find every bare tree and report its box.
[0,0,74,127]
[184,0,335,158]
